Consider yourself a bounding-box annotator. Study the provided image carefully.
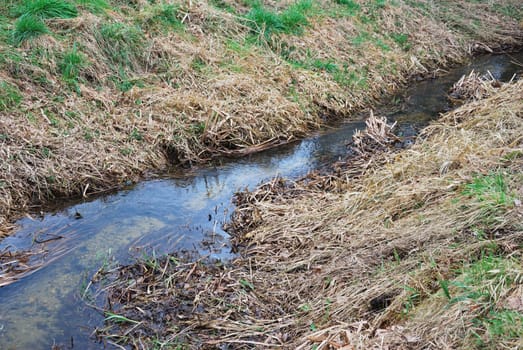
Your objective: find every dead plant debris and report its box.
[92,77,523,349]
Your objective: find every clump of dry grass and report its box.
[448,70,503,103]
[351,111,400,156]
[92,72,523,348]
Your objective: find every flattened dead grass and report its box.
[93,78,523,348]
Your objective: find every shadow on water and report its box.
[0,52,522,349]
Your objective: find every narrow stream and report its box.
[0,52,522,349]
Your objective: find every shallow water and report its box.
[0,52,522,349]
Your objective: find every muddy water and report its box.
[0,52,522,349]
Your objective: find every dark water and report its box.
[0,52,521,349]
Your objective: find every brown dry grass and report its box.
[93,78,523,349]
[1,0,522,238]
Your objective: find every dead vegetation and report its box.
[1,0,522,237]
[448,70,505,103]
[92,77,523,348]
[350,111,400,156]
[0,244,67,287]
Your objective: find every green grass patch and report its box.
[59,44,88,92]
[96,22,144,69]
[138,3,184,33]
[334,0,360,9]
[390,32,411,51]
[0,14,10,43]
[73,0,109,14]
[483,310,523,342]
[460,171,515,229]
[329,0,360,17]
[492,4,522,20]
[352,31,369,46]
[12,14,50,46]
[245,0,314,40]
[225,39,253,56]
[462,172,514,208]
[110,68,144,92]
[444,254,523,346]
[12,0,78,19]
[284,48,367,89]
[0,80,22,111]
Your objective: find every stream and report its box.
[0,52,522,349]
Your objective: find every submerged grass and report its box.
[91,76,523,348]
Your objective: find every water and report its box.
[0,52,522,349]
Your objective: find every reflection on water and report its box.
[0,52,522,349]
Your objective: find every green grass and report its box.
[105,311,140,324]
[352,31,369,46]
[59,44,87,92]
[390,32,411,51]
[330,0,360,17]
[97,22,144,69]
[0,14,10,42]
[482,310,523,343]
[209,0,237,14]
[492,4,522,20]
[310,58,338,72]
[462,172,514,207]
[138,3,184,33]
[333,66,368,89]
[458,172,515,230]
[245,0,314,40]
[334,0,359,8]
[445,254,523,346]
[447,253,517,306]
[284,48,368,90]
[110,68,144,92]
[12,14,50,46]
[225,39,253,56]
[12,0,78,19]
[0,80,22,111]
[73,0,109,14]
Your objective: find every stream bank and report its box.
[91,63,523,349]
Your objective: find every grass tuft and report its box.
[59,44,88,92]
[97,22,145,69]
[12,14,50,46]
[138,3,184,33]
[245,0,314,39]
[13,0,78,19]
[0,81,22,111]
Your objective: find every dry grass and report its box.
[92,78,523,348]
[1,0,522,238]
[448,70,505,103]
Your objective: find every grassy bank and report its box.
[92,72,523,348]
[0,0,522,236]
